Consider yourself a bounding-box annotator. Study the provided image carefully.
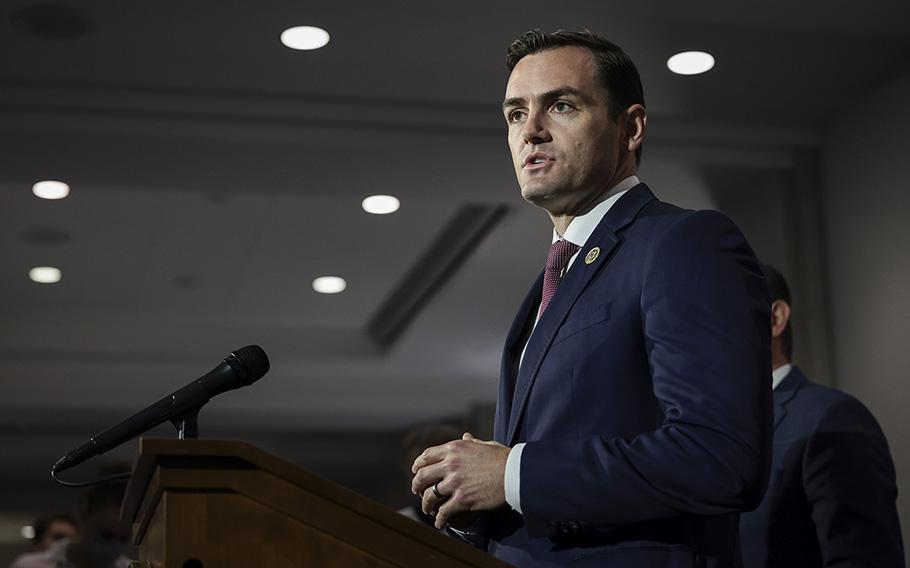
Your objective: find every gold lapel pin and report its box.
[584,247,600,265]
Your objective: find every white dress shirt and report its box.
[504,175,640,514]
[772,363,792,391]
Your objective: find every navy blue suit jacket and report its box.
[481,185,773,567]
[739,367,905,567]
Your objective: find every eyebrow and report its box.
[502,86,590,110]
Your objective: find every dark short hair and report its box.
[506,28,645,164]
[32,513,77,544]
[760,262,793,360]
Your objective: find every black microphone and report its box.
[52,345,269,474]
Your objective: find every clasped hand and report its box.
[410,432,511,529]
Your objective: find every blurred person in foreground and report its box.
[29,515,77,553]
[8,513,78,567]
[11,481,132,568]
[739,263,904,567]
[410,28,772,567]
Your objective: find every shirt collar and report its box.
[553,175,640,246]
[771,363,792,390]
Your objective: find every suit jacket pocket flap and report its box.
[554,301,612,345]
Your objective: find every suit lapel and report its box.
[505,184,657,445]
[494,272,543,443]
[773,366,806,429]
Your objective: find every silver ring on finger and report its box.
[432,481,446,499]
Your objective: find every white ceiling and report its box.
[1,0,909,513]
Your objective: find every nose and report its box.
[521,109,551,145]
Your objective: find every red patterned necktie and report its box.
[538,239,581,318]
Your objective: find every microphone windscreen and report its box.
[230,345,270,383]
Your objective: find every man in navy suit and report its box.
[411,29,772,566]
[739,263,904,567]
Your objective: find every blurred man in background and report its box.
[739,263,904,567]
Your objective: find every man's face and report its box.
[503,46,627,217]
[36,520,76,551]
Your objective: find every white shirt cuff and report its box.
[504,442,526,514]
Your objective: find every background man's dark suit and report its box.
[484,184,772,567]
[740,366,904,567]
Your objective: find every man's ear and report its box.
[624,104,646,153]
[771,300,791,338]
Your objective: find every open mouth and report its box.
[523,153,553,169]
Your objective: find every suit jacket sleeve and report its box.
[519,210,773,536]
[803,397,905,566]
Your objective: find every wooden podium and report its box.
[122,438,511,568]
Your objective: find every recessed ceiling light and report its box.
[280,26,330,51]
[362,195,400,215]
[667,51,715,75]
[29,266,62,284]
[312,276,346,294]
[20,525,35,540]
[33,180,70,200]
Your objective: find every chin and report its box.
[520,189,549,206]
[520,180,553,200]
